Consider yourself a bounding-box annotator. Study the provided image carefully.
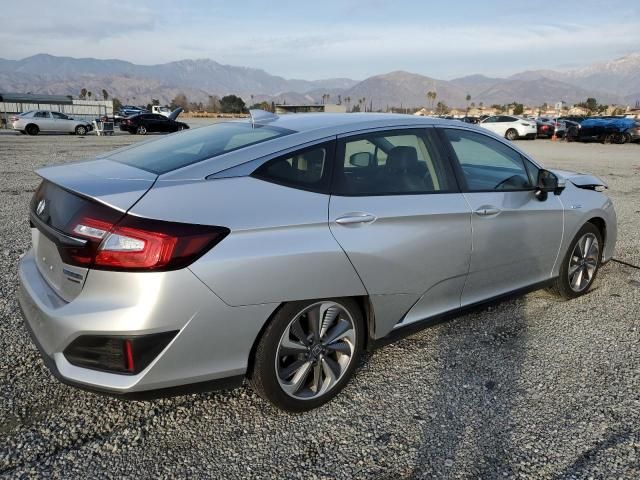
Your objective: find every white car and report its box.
[10,110,93,136]
[152,106,172,117]
[479,115,537,140]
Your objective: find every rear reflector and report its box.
[64,331,178,375]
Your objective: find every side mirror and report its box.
[535,169,565,200]
[349,152,373,167]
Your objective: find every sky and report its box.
[1,0,639,80]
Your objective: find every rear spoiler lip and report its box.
[35,159,157,213]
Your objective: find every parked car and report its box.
[536,119,556,138]
[10,110,93,136]
[566,117,639,144]
[18,112,617,411]
[118,105,148,117]
[458,116,480,124]
[554,119,581,139]
[119,108,188,135]
[478,115,537,140]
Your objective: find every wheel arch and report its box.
[587,216,606,247]
[245,295,371,378]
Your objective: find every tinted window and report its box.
[443,129,533,191]
[334,129,456,195]
[109,122,294,174]
[34,111,50,118]
[253,143,332,192]
[51,112,69,120]
[482,116,498,123]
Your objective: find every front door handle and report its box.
[335,213,377,225]
[474,207,502,216]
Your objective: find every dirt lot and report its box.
[0,128,639,479]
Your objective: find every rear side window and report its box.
[109,122,294,174]
[253,142,333,193]
[333,129,456,195]
[34,111,50,118]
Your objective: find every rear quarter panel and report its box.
[128,176,367,306]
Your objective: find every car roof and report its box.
[249,112,451,134]
[156,112,540,181]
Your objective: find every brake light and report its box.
[65,209,228,271]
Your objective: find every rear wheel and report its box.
[612,132,630,144]
[75,125,87,136]
[548,223,602,299]
[505,128,518,141]
[25,124,39,136]
[136,125,147,135]
[250,298,364,412]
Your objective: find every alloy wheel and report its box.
[568,233,599,292]
[275,301,356,400]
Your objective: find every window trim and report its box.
[436,126,540,193]
[251,140,336,194]
[330,127,461,197]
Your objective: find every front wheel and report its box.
[548,223,602,299]
[505,129,518,141]
[250,298,364,412]
[75,125,87,136]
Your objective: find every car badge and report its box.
[36,199,46,216]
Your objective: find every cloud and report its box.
[1,1,638,80]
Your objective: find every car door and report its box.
[438,127,563,306]
[479,116,502,135]
[33,111,55,131]
[329,128,472,338]
[50,111,74,132]
[139,114,157,132]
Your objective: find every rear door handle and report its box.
[335,213,377,225]
[474,207,501,216]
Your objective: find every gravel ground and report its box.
[0,129,639,479]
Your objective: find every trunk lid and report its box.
[30,160,156,301]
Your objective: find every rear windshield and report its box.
[108,122,294,174]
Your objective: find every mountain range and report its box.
[1,53,639,109]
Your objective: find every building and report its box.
[275,104,347,114]
[0,92,113,126]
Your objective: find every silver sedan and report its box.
[17,112,617,411]
[11,110,92,135]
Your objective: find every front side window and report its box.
[109,122,294,174]
[334,129,456,195]
[253,143,332,192]
[443,129,533,191]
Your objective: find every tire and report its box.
[505,129,518,141]
[613,132,630,145]
[548,223,602,299]
[75,125,87,136]
[249,298,365,412]
[25,124,39,136]
[136,125,147,135]
[178,125,186,131]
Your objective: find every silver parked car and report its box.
[11,110,92,136]
[18,112,617,411]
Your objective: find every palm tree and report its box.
[361,97,366,112]
[101,89,109,101]
[466,94,471,113]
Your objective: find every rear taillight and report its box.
[63,206,228,271]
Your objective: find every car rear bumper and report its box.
[17,248,279,397]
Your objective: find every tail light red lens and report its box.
[60,205,228,272]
